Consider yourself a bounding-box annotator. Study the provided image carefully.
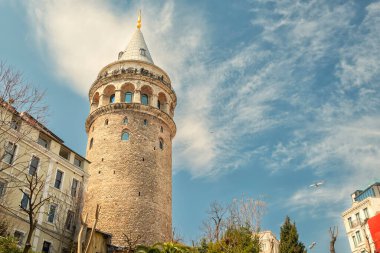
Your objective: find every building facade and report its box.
[342,182,380,253]
[0,101,89,253]
[83,14,177,248]
[258,231,279,253]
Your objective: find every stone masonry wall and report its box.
[83,107,173,246]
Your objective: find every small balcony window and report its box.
[37,134,50,149]
[59,147,70,160]
[74,157,83,168]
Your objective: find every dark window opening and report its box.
[71,179,79,197]
[29,156,39,176]
[20,193,29,210]
[54,170,63,189]
[48,204,57,223]
[139,48,146,56]
[3,142,16,164]
[59,147,70,160]
[109,94,115,103]
[42,241,51,253]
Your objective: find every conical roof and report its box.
[119,29,154,64]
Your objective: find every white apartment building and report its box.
[342,182,380,253]
[0,101,89,253]
[258,230,279,253]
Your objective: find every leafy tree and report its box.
[207,226,260,253]
[0,236,22,253]
[279,216,307,253]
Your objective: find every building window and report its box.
[363,208,369,219]
[157,100,161,109]
[65,210,74,230]
[159,139,164,150]
[143,119,148,126]
[48,204,57,223]
[125,92,133,103]
[356,231,362,243]
[54,170,63,189]
[348,217,353,228]
[74,157,82,168]
[59,147,70,160]
[105,119,109,126]
[123,117,128,125]
[3,142,17,164]
[160,126,163,133]
[20,193,29,210]
[141,94,148,105]
[13,230,24,246]
[139,48,146,56]
[89,138,94,149]
[352,235,358,247]
[109,94,115,103]
[355,212,361,224]
[37,134,50,149]
[121,132,129,141]
[29,156,40,176]
[42,241,51,253]
[10,116,21,131]
[0,180,6,197]
[71,179,79,197]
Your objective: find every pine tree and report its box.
[279,216,307,253]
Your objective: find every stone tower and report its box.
[83,13,176,247]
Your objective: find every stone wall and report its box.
[83,104,174,246]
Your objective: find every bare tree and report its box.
[172,227,183,243]
[228,195,266,232]
[20,170,52,253]
[51,184,84,253]
[122,231,142,253]
[0,61,47,173]
[329,226,338,253]
[202,201,227,242]
[77,204,100,253]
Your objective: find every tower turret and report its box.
[83,13,176,247]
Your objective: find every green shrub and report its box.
[0,236,22,253]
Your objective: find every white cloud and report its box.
[24,0,380,186]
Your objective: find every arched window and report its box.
[143,119,148,126]
[105,119,109,125]
[160,126,163,133]
[157,100,161,109]
[89,138,93,149]
[110,94,115,103]
[125,92,133,103]
[123,117,128,124]
[159,138,164,150]
[121,132,129,141]
[141,94,148,105]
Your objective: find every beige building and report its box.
[83,13,176,249]
[341,182,380,253]
[258,231,279,253]
[0,101,89,253]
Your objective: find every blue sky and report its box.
[1,0,380,252]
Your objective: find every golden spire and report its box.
[137,10,142,29]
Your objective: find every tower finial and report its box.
[137,10,142,29]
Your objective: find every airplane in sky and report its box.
[309,181,325,188]
[308,241,316,249]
